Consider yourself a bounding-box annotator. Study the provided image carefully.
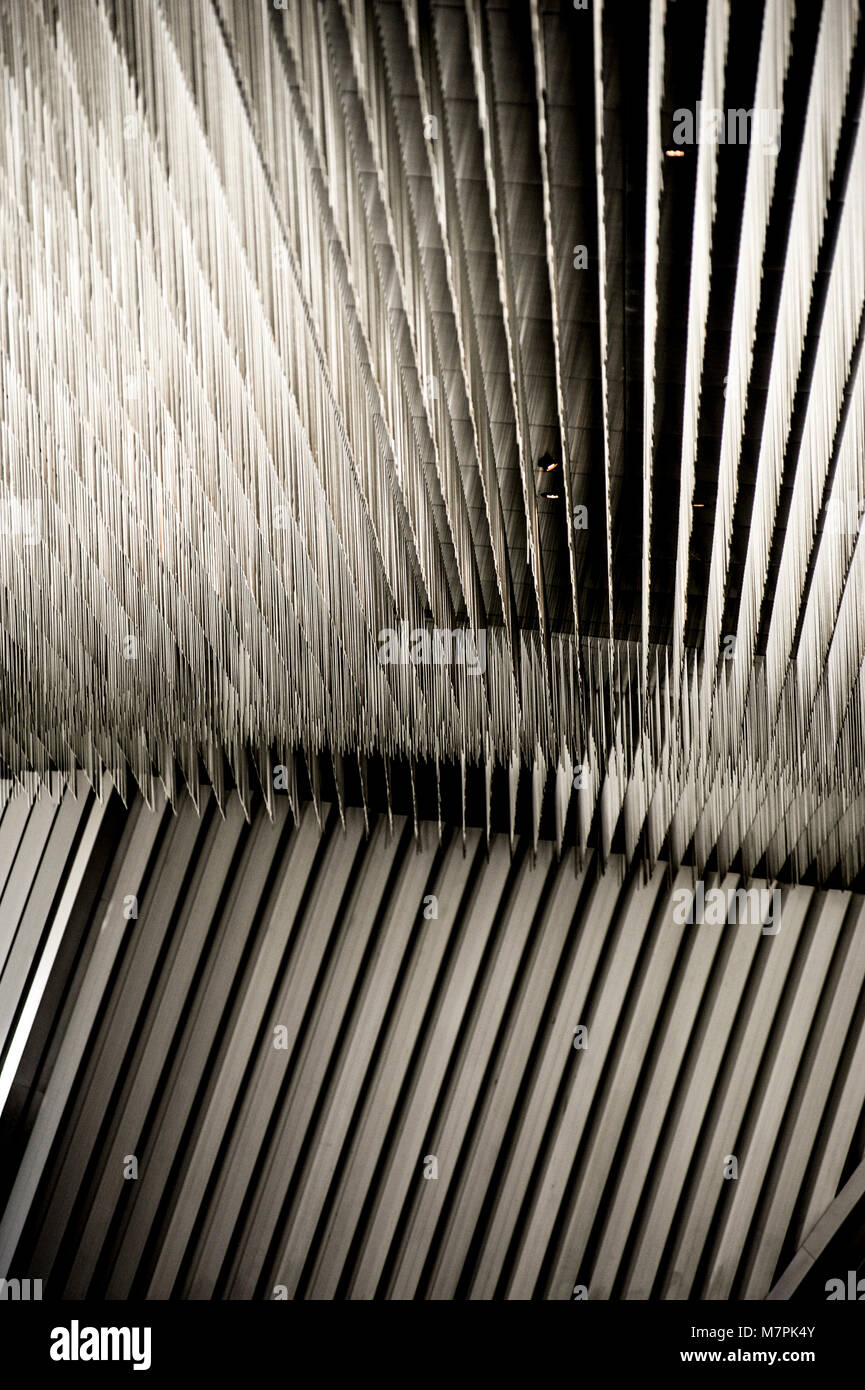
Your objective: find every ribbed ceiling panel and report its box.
[2,779,865,1299]
[2,0,865,886]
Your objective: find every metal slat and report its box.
[573,873,730,1300]
[347,831,513,1297]
[1,781,865,1298]
[103,796,249,1299]
[30,796,205,1284]
[0,790,166,1278]
[468,866,627,1299]
[185,808,388,1298]
[0,796,59,980]
[660,884,814,1297]
[0,781,111,1119]
[0,786,92,1062]
[252,817,440,1300]
[146,798,310,1298]
[507,861,669,1298]
[621,896,766,1299]
[386,839,554,1298]
[307,828,483,1298]
[59,791,213,1296]
[427,851,592,1299]
[740,897,865,1297]
[703,891,849,1299]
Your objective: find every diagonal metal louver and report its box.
[1,0,865,889]
[2,776,865,1299]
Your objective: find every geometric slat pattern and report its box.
[2,779,865,1298]
[3,0,865,886]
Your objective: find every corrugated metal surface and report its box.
[2,778,865,1300]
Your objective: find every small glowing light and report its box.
[665,149,685,157]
